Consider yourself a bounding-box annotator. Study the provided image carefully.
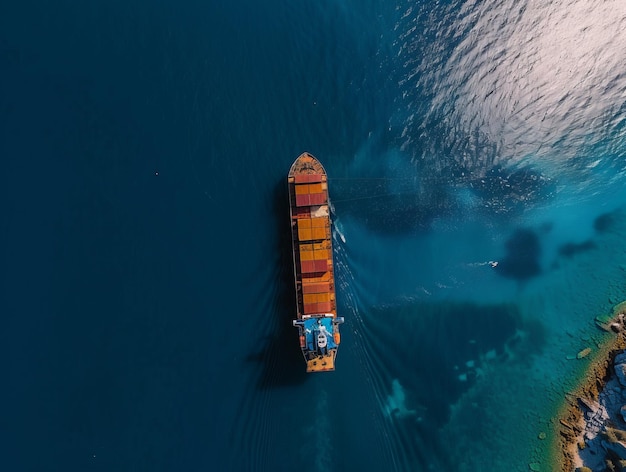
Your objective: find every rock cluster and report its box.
[576,363,626,472]
[557,311,626,471]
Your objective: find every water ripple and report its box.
[394,0,626,188]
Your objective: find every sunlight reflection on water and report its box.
[396,0,626,184]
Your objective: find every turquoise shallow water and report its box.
[2,0,626,471]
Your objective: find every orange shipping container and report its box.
[314,249,329,260]
[302,282,331,294]
[295,184,309,195]
[311,227,326,240]
[306,293,330,303]
[299,249,315,261]
[298,227,313,241]
[309,183,323,194]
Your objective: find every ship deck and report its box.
[288,152,342,372]
[288,154,337,320]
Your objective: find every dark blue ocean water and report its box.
[3,1,626,471]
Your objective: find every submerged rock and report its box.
[550,302,626,471]
[594,211,617,233]
[558,348,626,470]
[602,438,626,461]
[615,363,626,388]
[494,228,542,281]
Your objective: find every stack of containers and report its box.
[294,177,327,207]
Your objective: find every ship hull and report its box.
[288,152,343,372]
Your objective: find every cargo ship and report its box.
[288,152,344,372]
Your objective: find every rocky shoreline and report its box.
[555,303,626,472]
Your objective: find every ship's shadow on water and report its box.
[245,181,308,389]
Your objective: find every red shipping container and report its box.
[301,260,313,273]
[295,194,311,207]
[317,302,332,313]
[314,260,328,272]
[309,193,327,205]
[294,174,324,183]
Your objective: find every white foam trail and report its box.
[332,228,407,469]
[333,218,347,244]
